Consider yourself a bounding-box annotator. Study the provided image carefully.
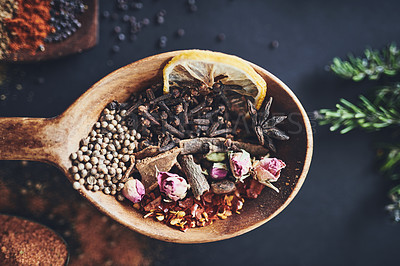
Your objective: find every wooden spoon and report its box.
[0,50,313,243]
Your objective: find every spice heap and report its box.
[0,215,68,265]
[70,102,139,198]
[0,0,85,59]
[4,0,53,54]
[0,0,18,59]
[70,51,290,231]
[45,0,85,43]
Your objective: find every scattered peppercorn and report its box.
[217,33,226,42]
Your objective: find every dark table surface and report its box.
[1,0,400,265]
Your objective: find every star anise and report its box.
[247,97,289,152]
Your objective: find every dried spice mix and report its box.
[0,0,85,58]
[0,215,68,265]
[70,51,290,231]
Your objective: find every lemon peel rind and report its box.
[163,50,267,109]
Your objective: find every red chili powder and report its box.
[4,0,52,53]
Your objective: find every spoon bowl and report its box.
[0,50,313,243]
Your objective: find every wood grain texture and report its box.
[2,0,98,62]
[0,50,313,243]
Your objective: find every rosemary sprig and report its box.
[319,85,400,134]
[330,43,400,81]
[318,43,400,222]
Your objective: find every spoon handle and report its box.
[0,117,62,163]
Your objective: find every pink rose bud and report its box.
[157,171,188,201]
[253,157,286,183]
[122,179,145,203]
[210,163,228,180]
[229,149,252,182]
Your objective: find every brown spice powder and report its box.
[0,215,68,265]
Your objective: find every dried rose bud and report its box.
[229,149,251,182]
[122,179,145,203]
[253,157,286,183]
[157,171,188,201]
[210,163,228,180]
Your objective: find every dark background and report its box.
[1,0,400,265]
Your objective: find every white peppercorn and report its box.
[85,162,93,170]
[78,163,85,171]
[81,169,88,177]
[120,110,127,116]
[77,154,84,162]
[111,190,117,195]
[73,182,81,190]
[117,183,124,191]
[70,152,78,160]
[104,108,110,115]
[90,168,97,175]
[121,148,128,154]
[83,155,90,162]
[107,124,115,131]
[121,155,130,162]
[87,184,94,190]
[128,143,135,151]
[104,187,111,195]
[74,173,80,181]
[97,179,105,187]
[70,166,79,174]
[101,121,108,128]
[79,178,85,185]
[108,168,116,176]
[94,143,101,150]
[93,185,100,191]
[107,144,116,151]
[87,176,97,185]
[91,157,99,165]
[95,122,101,128]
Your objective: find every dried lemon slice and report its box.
[163,50,267,110]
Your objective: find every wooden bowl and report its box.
[0,50,313,243]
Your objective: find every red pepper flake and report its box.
[139,187,245,231]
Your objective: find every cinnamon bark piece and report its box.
[178,154,210,200]
[179,137,269,156]
[136,147,182,190]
